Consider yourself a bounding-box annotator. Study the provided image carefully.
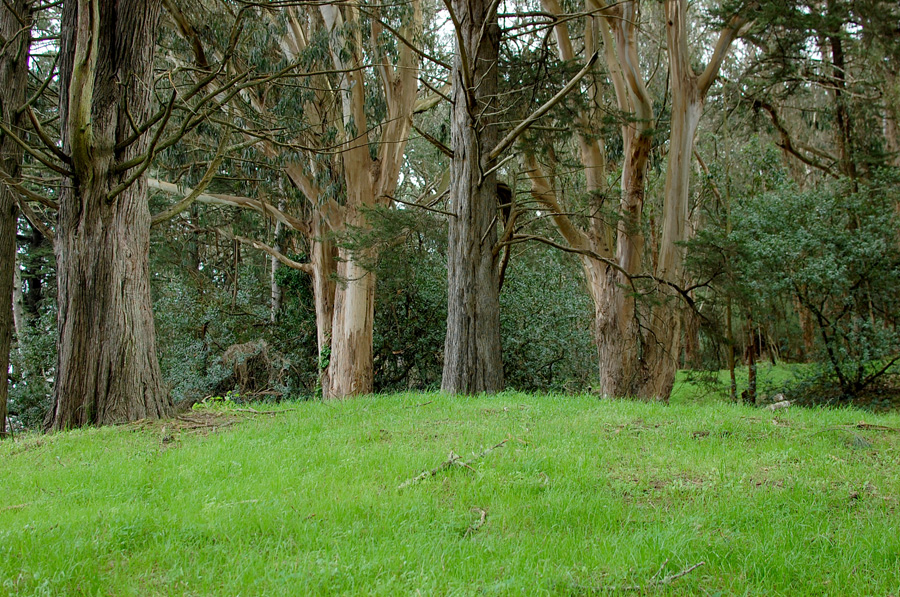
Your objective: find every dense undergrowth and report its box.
[2,392,900,595]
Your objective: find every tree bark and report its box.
[0,0,31,436]
[309,215,336,397]
[329,225,376,397]
[270,201,285,323]
[50,0,171,429]
[441,0,504,394]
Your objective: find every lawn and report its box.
[2,393,899,595]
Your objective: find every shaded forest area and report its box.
[1,0,899,433]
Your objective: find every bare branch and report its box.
[218,228,313,273]
[149,178,309,233]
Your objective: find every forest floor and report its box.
[2,391,899,595]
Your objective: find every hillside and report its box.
[2,394,899,595]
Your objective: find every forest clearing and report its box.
[1,0,899,593]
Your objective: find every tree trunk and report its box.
[0,0,31,437]
[593,122,654,398]
[310,216,336,397]
[50,0,171,429]
[328,243,375,398]
[682,308,701,368]
[442,0,503,394]
[12,255,25,355]
[22,223,45,318]
[270,201,285,323]
[590,262,639,397]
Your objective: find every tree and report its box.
[153,1,423,398]
[523,0,748,400]
[49,0,172,428]
[0,0,31,436]
[441,0,504,394]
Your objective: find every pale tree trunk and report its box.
[329,218,376,397]
[0,0,31,436]
[589,1,656,398]
[526,0,659,398]
[270,201,285,323]
[616,0,745,400]
[51,0,171,429]
[442,0,503,394]
[12,257,25,355]
[319,2,421,398]
[594,0,745,400]
[882,68,900,167]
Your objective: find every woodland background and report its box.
[1,0,899,433]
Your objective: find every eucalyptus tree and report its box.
[520,0,750,400]
[154,0,424,398]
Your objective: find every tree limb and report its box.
[217,228,313,274]
[488,51,599,163]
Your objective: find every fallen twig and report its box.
[232,407,298,415]
[851,422,898,432]
[656,561,705,586]
[398,439,509,490]
[1,503,30,512]
[570,561,705,593]
[398,451,465,489]
[464,508,487,537]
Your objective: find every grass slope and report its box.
[1,394,899,595]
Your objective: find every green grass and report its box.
[2,393,900,595]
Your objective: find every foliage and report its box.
[346,205,597,393]
[152,260,319,405]
[688,155,900,402]
[736,173,900,400]
[7,306,56,430]
[500,249,596,393]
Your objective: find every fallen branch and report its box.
[180,421,236,431]
[398,450,466,490]
[398,439,508,490]
[570,561,705,593]
[851,422,898,432]
[464,508,487,537]
[1,503,30,512]
[232,407,299,415]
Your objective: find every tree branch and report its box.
[217,228,313,274]
[488,51,599,163]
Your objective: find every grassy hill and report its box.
[2,393,899,595]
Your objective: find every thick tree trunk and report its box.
[0,0,30,436]
[590,262,639,397]
[441,0,503,394]
[50,0,171,429]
